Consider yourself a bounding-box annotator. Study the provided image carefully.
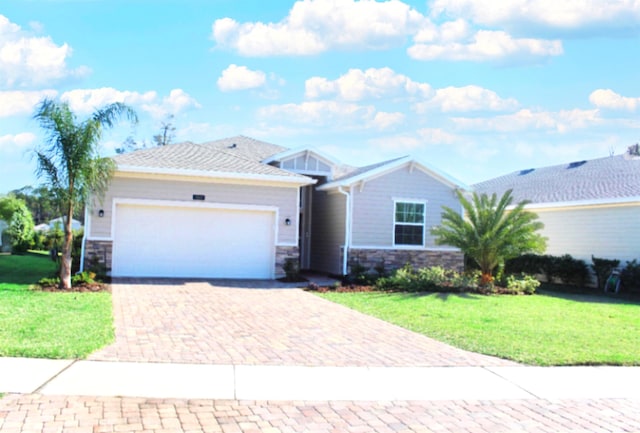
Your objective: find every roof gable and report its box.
[318,156,470,191]
[474,154,640,204]
[264,148,338,177]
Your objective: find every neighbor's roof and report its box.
[473,153,640,205]
[113,136,311,182]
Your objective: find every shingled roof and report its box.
[473,153,640,204]
[113,136,304,180]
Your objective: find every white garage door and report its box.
[112,204,275,279]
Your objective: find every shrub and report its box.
[373,259,388,278]
[345,259,376,285]
[555,255,589,287]
[450,270,481,291]
[375,264,416,291]
[282,257,301,282]
[505,274,540,295]
[38,276,60,287]
[71,271,96,285]
[591,256,620,290]
[621,260,640,290]
[416,266,450,289]
[506,254,589,286]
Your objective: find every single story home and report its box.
[81,136,469,279]
[474,146,640,265]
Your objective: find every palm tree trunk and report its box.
[58,211,74,290]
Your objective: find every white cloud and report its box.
[0,132,36,152]
[61,87,200,118]
[372,111,405,130]
[62,87,157,113]
[217,64,266,92]
[211,0,424,56]
[0,15,89,88]
[147,89,202,117]
[414,85,518,112]
[589,89,640,111]
[417,128,459,144]
[0,90,58,117]
[305,67,432,101]
[451,108,601,132]
[408,29,562,61]
[258,100,376,127]
[429,0,640,32]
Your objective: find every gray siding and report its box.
[350,167,460,248]
[310,189,346,275]
[533,203,640,264]
[90,174,299,245]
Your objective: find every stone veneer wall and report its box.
[348,248,464,274]
[275,245,299,278]
[84,240,113,273]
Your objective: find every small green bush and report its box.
[38,276,60,287]
[505,274,540,295]
[375,264,415,291]
[282,257,301,282]
[416,266,450,289]
[346,259,377,285]
[71,271,96,285]
[450,270,481,291]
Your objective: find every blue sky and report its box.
[1,0,638,193]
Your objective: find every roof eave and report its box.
[116,165,317,186]
[511,195,640,210]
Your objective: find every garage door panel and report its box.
[112,204,274,278]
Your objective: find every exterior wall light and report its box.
[98,209,105,218]
[285,218,292,226]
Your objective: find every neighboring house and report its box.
[81,136,468,279]
[474,150,640,265]
[34,223,50,232]
[0,219,7,251]
[49,217,83,231]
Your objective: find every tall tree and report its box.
[431,190,546,284]
[153,114,176,147]
[33,98,137,289]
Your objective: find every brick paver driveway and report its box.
[2,394,639,433]
[2,279,640,432]
[89,279,515,367]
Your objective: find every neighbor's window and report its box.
[394,201,425,246]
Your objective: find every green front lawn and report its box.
[0,253,114,359]
[318,290,640,366]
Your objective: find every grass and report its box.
[317,290,640,366]
[0,253,114,359]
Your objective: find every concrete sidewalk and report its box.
[2,357,640,401]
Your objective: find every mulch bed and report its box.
[305,284,377,293]
[34,283,111,293]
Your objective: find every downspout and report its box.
[79,203,89,273]
[337,186,351,276]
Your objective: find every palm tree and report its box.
[33,98,137,289]
[431,189,546,284]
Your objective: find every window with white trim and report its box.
[394,201,425,246]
